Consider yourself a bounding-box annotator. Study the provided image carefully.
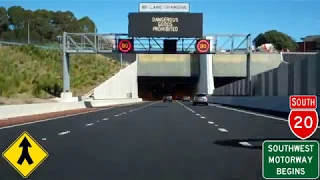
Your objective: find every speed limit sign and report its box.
[288,95,318,140]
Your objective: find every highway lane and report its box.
[0,101,156,150]
[180,101,320,147]
[1,100,317,180]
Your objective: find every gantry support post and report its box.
[246,34,252,95]
[62,32,71,92]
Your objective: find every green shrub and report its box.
[0,46,121,98]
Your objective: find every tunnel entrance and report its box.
[138,76,199,101]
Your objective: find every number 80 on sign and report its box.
[288,110,319,140]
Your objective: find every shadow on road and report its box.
[213,138,320,150]
[84,101,93,108]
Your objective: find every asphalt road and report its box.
[0,101,319,180]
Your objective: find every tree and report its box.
[0,7,9,34]
[253,30,298,51]
[0,6,96,44]
[7,6,25,29]
[78,16,96,32]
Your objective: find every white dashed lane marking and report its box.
[97,120,100,122]
[200,116,206,119]
[42,138,47,141]
[175,101,195,113]
[58,131,70,135]
[239,142,253,147]
[85,123,94,127]
[115,112,126,117]
[102,118,108,121]
[208,121,214,124]
[215,124,218,127]
[196,114,201,116]
[218,128,228,132]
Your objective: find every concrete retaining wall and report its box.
[0,98,143,119]
[213,53,320,96]
[212,53,282,77]
[137,54,200,77]
[94,61,139,99]
[211,53,320,113]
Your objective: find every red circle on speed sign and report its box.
[118,40,132,53]
[196,40,210,53]
[288,110,319,140]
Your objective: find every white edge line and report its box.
[209,104,288,121]
[58,131,71,135]
[210,104,320,129]
[0,107,114,130]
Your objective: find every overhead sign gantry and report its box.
[60,2,252,93]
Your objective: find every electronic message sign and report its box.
[128,12,203,38]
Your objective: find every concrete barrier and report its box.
[208,96,290,112]
[211,53,320,113]
[208,96,320,114]
[86,98,143,107]
[0,98,142,120]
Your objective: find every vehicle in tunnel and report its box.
[138,76,199,101]
[163,94,173,102]
[192,93,208,106]
[183,96,191,102]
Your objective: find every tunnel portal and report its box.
[138,76,199,101]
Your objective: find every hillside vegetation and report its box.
[0,6,122,105]
[0,46,121,102]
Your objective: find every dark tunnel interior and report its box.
[138,76,199,101]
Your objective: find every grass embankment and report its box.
[0,46,121,104]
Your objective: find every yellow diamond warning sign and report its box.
[2,131,49,178]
